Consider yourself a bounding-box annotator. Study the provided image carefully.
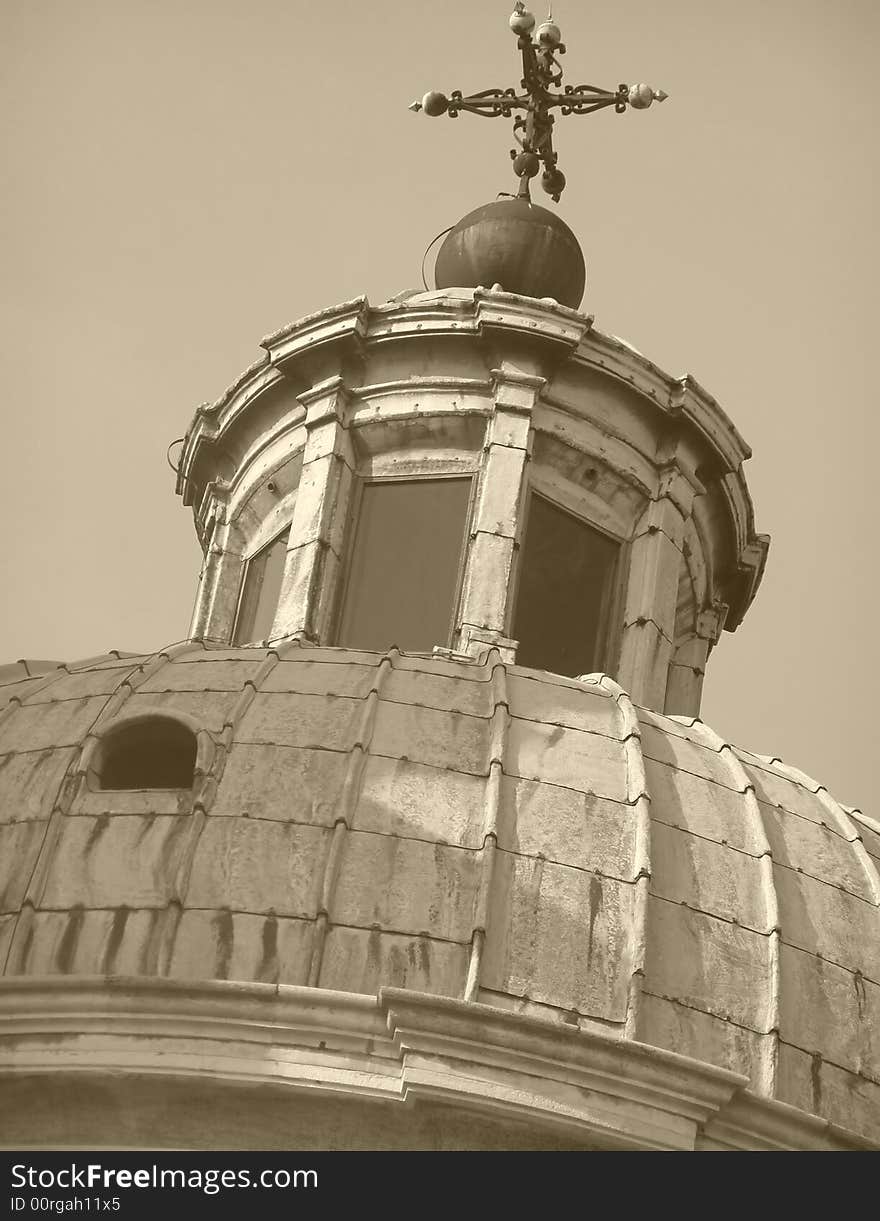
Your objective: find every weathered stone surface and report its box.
[122,690,240,733]
[640,993,765,1090]
[0,822,49,911]
[332,832,478,942]
[778,942,880,1076]
[40,815,191,909]
[761,807,874,901]
[0,748,75,824]
[498,777,636,876]
[643,897,771,1031]
[650,820,768,929]
[644,756,765,854]
[237,691,359,750]
[185,819,328,917]
[11,908,162,976]
[261,659,376,699]
[355,756,485,846]
[167,910,313,985]
[506,716,625,798]
[381,668,492,717]
[319,926,468,996]
[774,866,880,980]
[484,852,633,1020]
[370,702,489,775]
[640,724,736,789]
[0,698,106,752]
[137,660,267,691]
[211,744,347,825]
[506,673,615,734]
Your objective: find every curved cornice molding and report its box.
[0,976,867,1151]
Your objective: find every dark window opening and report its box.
[513,494,619,677]
[336,477,472,653]
[233,527,290,645]
[97,719,197,790]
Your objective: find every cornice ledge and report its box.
[349,376,492,399]
[698,1091,875,1151]
[669,374,752,473]
[380,989,744,1128]
[260,296,371,367]
[0,976,385,1042]
[726,531,771,632]
[578,330,673,408]
[177,362,290,504]
[474,288,593,349]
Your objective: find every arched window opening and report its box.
[96,718,197,790]
[233,527,290,645]
[513,494,620,677]
[335,477,472,653]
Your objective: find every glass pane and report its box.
[337,478,471,653]
[513,495,618,677]
[233,528,290,645]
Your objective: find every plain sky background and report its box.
[2,0,877,810]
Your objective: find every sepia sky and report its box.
[2,0,877,810]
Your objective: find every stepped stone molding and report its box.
[0,977,869,1150]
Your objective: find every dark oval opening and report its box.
[97,718,197,790]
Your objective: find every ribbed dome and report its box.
[0,641,876,1145]
[434,198,586,309]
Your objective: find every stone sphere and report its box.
[541,167,566,198]
[509,7,535,34]
[434,197,586,309]
[628,83,655,110]
[421,91,448,117]
[512,151,540,178]
[536,20,562,46]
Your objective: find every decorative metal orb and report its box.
[512,151,541,178]
[628,83,655,110]
[422,90,449,117]
[434,197,586,310]
[536,20,562,47]
[509,7,535,34]
[541,167,566,197]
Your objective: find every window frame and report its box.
[510,484,628,677]
[231,525,291,646]
[331,471,478,654]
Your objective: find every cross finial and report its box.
[410,4,667,202]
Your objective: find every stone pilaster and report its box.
[189,504,245,646]
[664,601,728,717]
[618,463,698,709]
[271,376,355,643]
[457,367,542,661]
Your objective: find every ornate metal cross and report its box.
[410,4,667,202]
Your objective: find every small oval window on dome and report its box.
[94,718,197,790]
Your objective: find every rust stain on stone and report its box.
[134,815,157,847]
[810,1052,823,1114]
[55,905,85,974]
[16,909,35,973]
[587,875,603,969]
[102,905,130,974]
[258,913,279,984]
[854,971,866,1021]
[84,813,110,855]
[366,926,383,986]
[213,908,234,979]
